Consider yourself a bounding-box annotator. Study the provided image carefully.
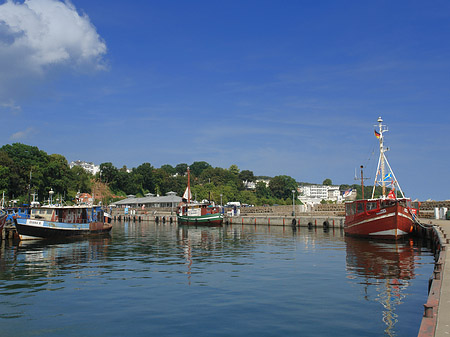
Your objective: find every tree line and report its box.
[0,143,383,207]
[0,143,303,206]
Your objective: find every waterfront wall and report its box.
[416,220,449,337]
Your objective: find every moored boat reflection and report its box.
[345,236,424,336]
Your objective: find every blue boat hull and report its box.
[15,218,112,240]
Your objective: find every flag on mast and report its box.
[374,130,381,139]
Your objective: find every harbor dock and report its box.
[417,219,450,337]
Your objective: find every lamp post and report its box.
[292,190,295,216]
[49,188,54,205]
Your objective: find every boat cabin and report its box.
[345,199,419,218]
[179,203,221,217]
[30,206,105,224]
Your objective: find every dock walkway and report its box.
[432,220,450,336]
[419,219,450,337]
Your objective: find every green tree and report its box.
[70,166,92,194]
[99,162,118,184]
[190,161,211,177]
[239,190,257,205]
[239,170,255,182]
[160,164,176,176]
[0,143,49,199]
[323,178,332,186]
[255,181,271,198]
[44,154,70,198]
[175,163,188,176]
[269,175,298,200]
[134,163,154,192]
[229,164,240,175]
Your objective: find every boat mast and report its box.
[371,117,406,199]
[187,166,191,205]
[379,117,387,197]
[360,166,365,199]
[372,117,387,198]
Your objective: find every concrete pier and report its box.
[417,219,450,337]
[223,215,345,229]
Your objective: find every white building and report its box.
[70,160,100,175]
[243,180,256,190]
[299,184,343,205]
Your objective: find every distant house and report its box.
[70,160,100,175]
[109,192,182,209]
[76,192,93,205]
[243,180,256,190]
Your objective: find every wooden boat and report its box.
[14,205,112,240]
[0,209,7,232]
[177,167,223,226]
[344,117,418,239]
[178,203,223,226]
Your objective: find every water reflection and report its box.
[0,222,434,336]
[0,237,111,292]
[345,237,426,336]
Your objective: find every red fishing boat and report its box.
[344,117,419,239]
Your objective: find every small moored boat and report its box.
[344,117,419,239]
[14,205,112,240]
[177,167,223,226]
[177,203,223,226]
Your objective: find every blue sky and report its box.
[1,0,450,201]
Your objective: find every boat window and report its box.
[366,201,378,211]
[357,202,364,214]
[381,200,396,208]
[345,203,354,215]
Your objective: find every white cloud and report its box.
[0,0,107,101]
[10,127,37,140]
[0,100,21,113]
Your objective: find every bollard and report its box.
[423,304,433,318]
[434,270,441,280]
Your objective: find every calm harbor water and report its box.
[0,221,434,336]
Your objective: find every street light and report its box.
[292,190,295,216]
